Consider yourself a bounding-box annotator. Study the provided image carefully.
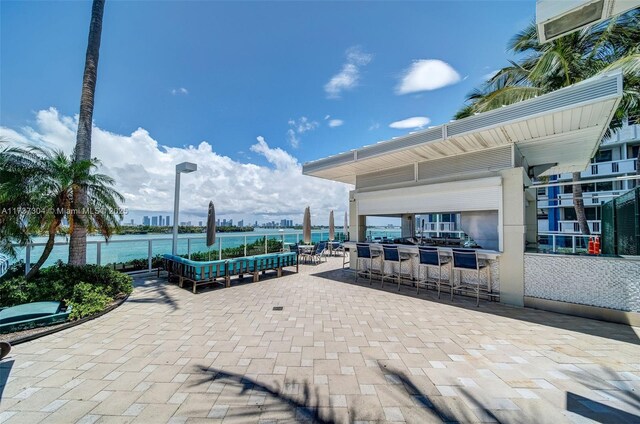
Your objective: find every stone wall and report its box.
[524,253,640,312]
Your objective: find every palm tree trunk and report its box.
[26,218,61,280]
[572,172,591,235]
[69,0,105,266]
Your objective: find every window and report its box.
[537,187,546,196]
[564,208,577,221]
[596,181,612,191]
[593,149,612,163]
[585,208,597,220]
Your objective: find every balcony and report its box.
[537,190,623,208]
[558,158,637,180]
[558,220,601,234]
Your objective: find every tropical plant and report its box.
[0,144,124,279]
[456,10,640,234]
[69,0,106,266]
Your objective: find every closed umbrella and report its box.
[303,206,311,244]
[206,201,216,260]
[329,210,335,241]
[344,211,349,241]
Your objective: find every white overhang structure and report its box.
[303,72,623,185]
[302,72,623,307]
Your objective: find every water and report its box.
[11,228,401,269]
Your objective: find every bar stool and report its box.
[416,246,451,299]
[381,244,412,291]
[452,249,491,306]
[355,243,382,284]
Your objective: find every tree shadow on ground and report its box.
[563,366,640,422]
[128,279,179,311]
[194,362,512,423]
[0,359,14,400]
[310,267,640,346]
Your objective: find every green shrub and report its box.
[66,282,112,320]
[0,262,133,322]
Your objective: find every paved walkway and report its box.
[1,257,639,423]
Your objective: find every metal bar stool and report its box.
[355,243,382,284]
[381,244,412,291]
[416,246,451,299]
[452,249,491,306]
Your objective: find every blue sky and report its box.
[1,0,535,224]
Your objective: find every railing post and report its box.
[96,242,102,266]
[148,240,153,271]
[264,236,267,254]
[244,236,247,257]
[552,234,556,252]
[572,235,576,253]
[219,239,222,260]
[188,238,192,260]
[25,243,31,276]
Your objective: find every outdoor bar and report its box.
[303,71,637,312]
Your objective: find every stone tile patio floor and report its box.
[1,257,639,423]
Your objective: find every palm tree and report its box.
[69,0,106,266]
[456,10,640,234]
[1,144,124,279]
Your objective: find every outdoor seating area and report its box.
[292,240,345,265]
[352,242,496,305]
[161,251,298,293]
[2,256,639,424]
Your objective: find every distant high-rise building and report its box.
[198,221,203,226]
[151,216,158,226]
[166,215,170,226]
[238,220,244,228]
[130,219,134,225]
[254,220,258,227]
[158,215,163,226]
[143,216,150,226]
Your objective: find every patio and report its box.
[1,257,639,423]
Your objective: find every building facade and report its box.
[537,119,639,235]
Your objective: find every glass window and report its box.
[596,181,613,191]
[564,208,577,221]
[537,187,546,196]
[585,208,597,220]
[593,150,612,163]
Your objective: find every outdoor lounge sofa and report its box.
[162,251,298,293]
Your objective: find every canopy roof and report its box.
[303,72,622,185]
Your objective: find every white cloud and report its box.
[324,46,373,99]
[389,116,430,129]
[396,60,460,95]
[0,108,351,222]
[328,119,344,128]
[324,115,331,120]
[368,122,380,131]
[287,116,319,148]
[171,87,189,95]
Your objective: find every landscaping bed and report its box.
[0,261,133,340]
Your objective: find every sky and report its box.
[0,0,535,225]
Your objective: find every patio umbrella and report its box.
[303,206,311,244]
[328,210,335,241]
[344,211,349,241]
[206,201,216,260]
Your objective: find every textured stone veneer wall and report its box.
[524,253,640,312]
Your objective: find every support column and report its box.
[499,168,527,307]
[349,190,367,242]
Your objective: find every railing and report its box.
[558,220,601,234]
[0,254,9,278]
[558,158,637,180]
[537,232,595,254]
[16,230,345,276]
[423,222,457,232]
[537,190,623,208]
